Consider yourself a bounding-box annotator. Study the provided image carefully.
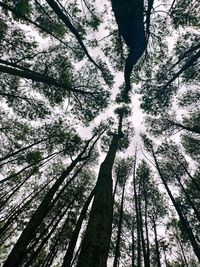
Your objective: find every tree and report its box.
[0,0,200,266]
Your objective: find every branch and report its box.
[0,60,95,95]
[46,0,105,75]
[162,49,200,89]
[168,43,200,73]
[0,2,75,53]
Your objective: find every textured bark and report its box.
[77,115,123,267]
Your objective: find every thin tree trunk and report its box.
[0,176,55,238]
[179,235,189,267]
[0,2,76,53]
[24,187,81,267]
[152,149,200,263]
[62,187,95,267]
[138,193,148,267]
[152,215,161,267]
[143,183,150,267]
[171,167,200,223]
[113,178,126,267]
[131,223,135,267]
[3,133,101,267]
[133,158,141,267]
[168,120,200,135]
[173,154,200,192]
[46,0,104,74]
[0,137,49,163]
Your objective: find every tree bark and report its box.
[77,115,123,267]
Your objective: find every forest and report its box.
[0,0,200,266]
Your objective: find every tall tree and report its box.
[77,108,126,267]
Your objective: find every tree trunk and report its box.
[62,187,95,267]
[171,167,200,223]
[131,222,135,267]
[143,181,150,267]
[133,160,141,267]
[152,215,161,267]
[3,134,99,267]
[169,120,200,135]
[77,115,123,267]
[24,192,78,267]
[152,149,200,263]
[138,193,148,267]
[113,178,126,267]
[173,154,200,192]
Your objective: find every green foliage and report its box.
[0,0,199,265]
[182,135,200,162]
[170,0,200,28]
[13,0,32,18]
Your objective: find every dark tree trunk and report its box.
[46,0,104,74]
[24,192,78,267]
[143,182,150,267]
[138,193,148,267]
[179,235,189,267]
[0,176,55,238]
[152,149,200,263]
[131,223,135,267]
[152,215,161,267]
[62,187,95,267]
[0,2,75,53]
[0,150,63,184]
[173,154,200,192]
[77,115,123,267]
[113,178,126,267]
[3,134,99,267]
[171,167,200,223]
[133,159,141,267]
